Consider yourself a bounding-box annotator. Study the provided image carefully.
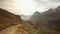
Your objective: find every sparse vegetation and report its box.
[0,6,60,34]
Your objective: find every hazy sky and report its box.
[0,0,21,14]
[0,0,60,15]
[15,0,60,15]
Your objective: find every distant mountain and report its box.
[20,14,31,20]
[28,6,60,31]
[28,11,40,24]
[0,8,22,31]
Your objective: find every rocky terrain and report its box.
[0,6,60,34]
[28,6,60,34]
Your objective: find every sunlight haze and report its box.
[15,0,60,15]
[0,0,60,15]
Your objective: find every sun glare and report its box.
[15,0,37,15]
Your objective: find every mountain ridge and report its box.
[28,6,60,32]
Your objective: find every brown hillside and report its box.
[0,8,22,31]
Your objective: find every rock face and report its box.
[28,6,60,31]
[0,8,22,31]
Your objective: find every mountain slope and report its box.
[0,24,41,34]
[28,11,40,23]
[0,8,22,31]
[28,6,60,32]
